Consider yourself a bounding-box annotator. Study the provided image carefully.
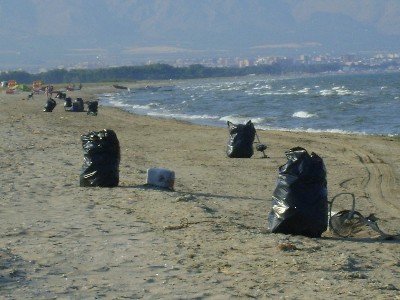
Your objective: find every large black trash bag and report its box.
[267,147,328,238]
[226,120,256,158]
[87,100,98,116]
[72,98,84,112]
[64,97,72,110]
[80,129,120,187]
[55,92,66,99]
[43,98,56,112]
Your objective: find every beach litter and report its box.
[146,167,175,190]
[43,98,56,112]
[72,98,84,112]
[80,129,120,187]
[328,192,396,239]
[268,147,328,238]
[226,120,267,158]
[87,100,98,116]
[64,97,72,110]
[226,120,256,158]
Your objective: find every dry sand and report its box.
[1,83,400,299]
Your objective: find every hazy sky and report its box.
[1,0,400,71]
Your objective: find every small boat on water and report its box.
[113,84,128,90]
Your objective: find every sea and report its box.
[98,72,400,136]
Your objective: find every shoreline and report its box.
[1,85,400,298]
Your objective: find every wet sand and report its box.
[1,84,400,299]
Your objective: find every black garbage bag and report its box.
[64,97,72,110]
[72,98,84,112]
[43,98,56,112]
[87,100,98,116]
[80,129,120,187]
[267,147,328,238]
[56,92,66,99]
[226,120,256,158]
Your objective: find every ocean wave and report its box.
[147,111,220,121]
[99,72,400,136]
[256,125,366,135]
[220,115,264,125]
[292,111,317,118]
[319,89,335,96]
[297,88,310,94]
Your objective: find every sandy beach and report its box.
[1,83,400,299]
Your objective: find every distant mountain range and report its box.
[1,0,400,71]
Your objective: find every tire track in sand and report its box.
[278,132,400,218]
[354,151,400,217]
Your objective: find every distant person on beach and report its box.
[48,85,53,97]
[45,85,53,98]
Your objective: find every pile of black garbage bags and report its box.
[44,97,98,115]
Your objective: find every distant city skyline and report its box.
[1,0,400,71]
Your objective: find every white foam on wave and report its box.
[319,89,334,96]
[103,99,131,108]
[252,84,272,90]
[99,93,116,98]
[220,115,247,124]
[336,89,352,96]
[256,125,366,135]
[249,117,264,124]
[298,88,310,94]
[122,101,160,109]
[147,111,219,121]
[304,128,366,135]
[220,115,265,125]
[292,111,316,118]
[319,86,356,97]
[245,91,272,96]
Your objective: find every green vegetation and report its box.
[0,62,341,84]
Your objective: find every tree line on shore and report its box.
[0,62,341,85]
